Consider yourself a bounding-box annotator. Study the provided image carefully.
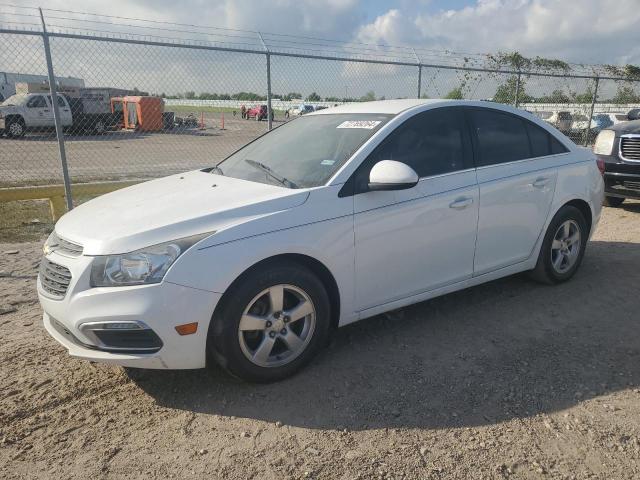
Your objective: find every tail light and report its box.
[596,156,605,175]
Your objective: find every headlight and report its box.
[90,233,209,287]
[593,129,616,156]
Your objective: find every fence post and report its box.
[584,77,599,146]
[412,48,422,99]
[258,32,273,130]
[514,71,521,108]
[38,8,73,212]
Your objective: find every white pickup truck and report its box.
[0,92,118,137]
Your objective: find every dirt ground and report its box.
[1,203,640,479]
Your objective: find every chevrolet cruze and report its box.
[38,99,604,382]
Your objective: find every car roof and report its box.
[307,98,544,117]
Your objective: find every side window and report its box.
[47,95,67,107]
[470,109,531,166]
[364,108,470,181]
[26,95,47,108]
[550,136,568,154]
[525,120,569,157]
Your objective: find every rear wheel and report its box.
[603,196,624,208]
[94,120,106,135]
[530,205,588,284]
[208,261,331,382]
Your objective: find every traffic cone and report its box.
[199,112,205,130]
[220,112,225,130]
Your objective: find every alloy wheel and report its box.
[238,284,316,368]
[550,219,581,273]
[9,122,23,137]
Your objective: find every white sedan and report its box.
[38,99,604,382]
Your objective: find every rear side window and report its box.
[550,136,568,154]
[470,109,531,166]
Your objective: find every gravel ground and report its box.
[1,203,640,479]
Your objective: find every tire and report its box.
[603,196,624,208]
[6,118,25,138]
[208,260,331,383]
[529,205,588,285]
[94,120,105,135]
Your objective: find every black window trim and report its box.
[464,105,570,169]
[339,105,475,197]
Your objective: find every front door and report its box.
[351,107,479,311]
[24,95,50,127]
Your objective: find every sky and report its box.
[19,0,640,66]
[2,1,640,99]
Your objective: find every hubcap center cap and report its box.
[271,318,285,332]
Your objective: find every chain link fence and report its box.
[1,6,640,240]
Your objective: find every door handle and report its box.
[449,197,473,210]
[532,177,550,188]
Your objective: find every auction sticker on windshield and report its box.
[336,120,381,129]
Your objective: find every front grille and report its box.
[624,181,640,191]
[39,259,72,298]
[49,232,83,257]
[620,137,640,161]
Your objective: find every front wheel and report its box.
[6,118,25,138]
[603,196,624,208]
[208,261,331,382]
[529,205,588,284]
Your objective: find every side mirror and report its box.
[368,160,419,191]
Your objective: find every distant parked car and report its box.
[288,104,315,117]
[543,111,573,134]
[246,105,273,121]
[594,120,640,207]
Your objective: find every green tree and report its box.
[360,91,376,102]
[574,86,595,104]
[445,87,464,100]
[493,76,531,104]
[612,86,640,104]
[306,92,321,102]
[184,91,196,99]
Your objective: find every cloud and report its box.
[356,0,640,66]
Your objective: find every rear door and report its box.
[352,107,479,311]
[48,95,73,127]
[468,107,565,275]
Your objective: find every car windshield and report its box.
[215,113,391,188]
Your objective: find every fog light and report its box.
[79,321,163,353]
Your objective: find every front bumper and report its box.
[604,171,640,199]
[599,153,640,200]
[37,251,221,369]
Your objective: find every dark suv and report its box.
[595,119,640,207]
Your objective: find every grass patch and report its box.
[0,194,97,243]
[0,199,53,243]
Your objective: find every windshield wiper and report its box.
[244,159,299,189]
[211,165,224,176]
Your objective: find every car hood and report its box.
[55,170,309,255]
[610,119,640,135]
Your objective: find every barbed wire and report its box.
[0,5,635,79]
